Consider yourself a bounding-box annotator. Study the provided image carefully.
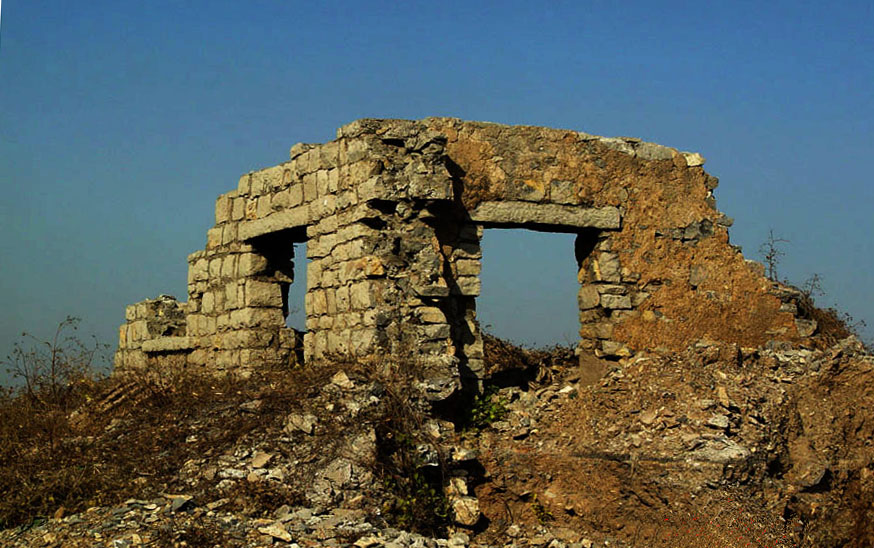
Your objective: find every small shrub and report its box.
[462,386,508,431]
[373,381,451,536]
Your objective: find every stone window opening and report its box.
[477,228,585,352]
[248,226,306,366]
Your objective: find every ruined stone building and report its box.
[115,118,817,394]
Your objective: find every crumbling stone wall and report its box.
[115,118,818,391]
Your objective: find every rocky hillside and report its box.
[1,331,873,547]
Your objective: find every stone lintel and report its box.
[239,206,309,241]
[469,201,621,230]
[142,337,194,353]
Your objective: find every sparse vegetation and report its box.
[529,494,554,525]
[373,375,451,536]
[462,386,508,431]
[759,229,790,282]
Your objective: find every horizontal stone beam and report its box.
[142,337,194,353]
[469,201,621,230]
[238,206,309,241]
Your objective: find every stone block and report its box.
[288,183,304,207]
[318,315,334,329]
[349,329,375,354]
[231,307,284,329]
[237,173,251,195]
[209,259,221,279]
[257,196,271,218]
[454,276,481,296]
[454,259,481,276]
[327,168,340,193]
[600,294,632,310]
[221,256,236,279]
[345,256,385,279]
[310,289,328,315]
[350,281,376,309]
[600,340,632,357]
[578,285,600,310]
[422,324,451,340]
[335,285,350,312]
[238,252,268,276]
[506,178,546,202]
[325,289,337,315]
[245,199,258,220]
[221,223,238,245]
[303,173,318,202]
[320,141,340,169]
[579,321,614,340]
[225,282,239,309]
[549,179,578,204]
[206,227,222,250]
[597,284,627,295]
[417,306,446,323]
[635,142,675,161]
[595,252,621,283]
[326,331,349,354]
[202,291,215,314]
[231,197,245,221]
[192,258,209,282]
[271,188,292,210]
[245,280,283,308]
[469,201,621,230]
[215,194,232,224]
[682,151,706,167]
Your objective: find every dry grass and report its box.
[0,363,336,529]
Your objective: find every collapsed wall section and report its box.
[115,117,821,388]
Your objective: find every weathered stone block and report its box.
[578,285,600,309]
[206,228,222,250]
[202,292,215,314]
[454,259,481,276]
[238,253,268,276]
[595,252,621,283]
[454,276,481,296]
[237,173,251,195]
[245,199,258,220]
[350,282,375,309]
[580,321,614,340]
[245,280,283,308]
[310,289,328,315]
[228,197,243,221]
[231,307,284,329]
[600,294,632,309]
[417,306,446,323]
[335,285,350,312]
[224,283,239,309]
[215,194,232,224]
[221,256,236,279]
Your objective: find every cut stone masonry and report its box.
[115,118,818,396]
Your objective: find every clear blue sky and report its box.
[1,1,872,383]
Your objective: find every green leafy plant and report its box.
[463,386,508,431]
[373,382,451,536]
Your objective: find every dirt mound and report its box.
[2,336,873,547]
[470,336,874,547]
